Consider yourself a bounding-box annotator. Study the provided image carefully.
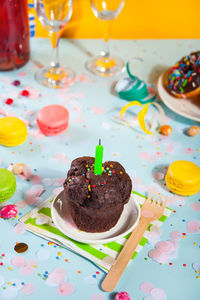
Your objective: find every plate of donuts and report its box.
[158,69,200,122]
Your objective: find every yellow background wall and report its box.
[30,0,200,39]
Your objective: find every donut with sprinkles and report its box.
[166,51,200,98]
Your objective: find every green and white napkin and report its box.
[20,191,171,272]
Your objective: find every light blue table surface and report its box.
[0,38,199,300]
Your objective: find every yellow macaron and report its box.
[0,117,28,147]
[165,160,200,196]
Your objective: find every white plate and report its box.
[157,71,200,122]
[51,191,140,244]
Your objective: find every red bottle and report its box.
[0,0,30,71]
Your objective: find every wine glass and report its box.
[34,0,75,88]
[86,0,125,77]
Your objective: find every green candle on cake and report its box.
[94,139,104,175]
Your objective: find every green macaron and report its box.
[0,168,16,204]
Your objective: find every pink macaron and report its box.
[36,105,69,136]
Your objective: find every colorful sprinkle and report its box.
[21,90,29,96]
[5,98,14,105]
[12,80,21,86]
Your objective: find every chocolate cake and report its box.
[63,156,132,233]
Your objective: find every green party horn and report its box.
[115,60,156,104]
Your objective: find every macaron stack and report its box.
[165,160,200,196]
[0,169,16,203]
[36,104,69,136]
[0,117,28,147]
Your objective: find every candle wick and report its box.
[99,138,101,145]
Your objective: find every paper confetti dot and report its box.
[11,256,25,268]
[170,231,182,240]
[35,216,48,225]
[57,282,74,296]
[2,286,18,299]
[22,165,32,178]
[153,172,164,181]
[192,262,200,272]
[90,294,105,300]
[143,296,154,300]
[30,175,42,184]
[20,265,35,276]
[21,283,35,295]
[190,203,200,211]
[142,210,155,218]
[140,282,155,294]
[0,276,5,286]
[37,249,50,261]
[15,201,26,209]
[46,268,67,287]
[14,223,26,235]
[148,249,162,259]
[102,256,115,268]
[150,288,167,300]
[170,239,178,248]
[187,220,200,234]
[91,106,105,115]
[156,241,175,253]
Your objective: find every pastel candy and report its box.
[0,204,18,218]
[37,105,69,136]
[0,117,28,147]
[0,168,16,203]
[115,291,130,300]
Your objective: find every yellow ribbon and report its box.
[120,101,152,134]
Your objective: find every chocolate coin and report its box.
[14,242,28,253]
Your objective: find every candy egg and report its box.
[12,163,25,175]
[0,205,18,219]
[159,125,172,136]
[187,125,199,137]
[115,291,130,300]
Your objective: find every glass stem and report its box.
[50,32,60,68]
[100,20,112,58]
[101,39,110,57]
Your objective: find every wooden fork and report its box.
[102,193,168,292]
